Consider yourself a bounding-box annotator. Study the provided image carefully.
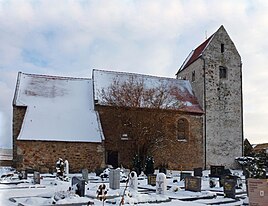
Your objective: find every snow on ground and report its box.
[0,167,248,206]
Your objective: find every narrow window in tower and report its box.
[221,43,225,53]
[192,71,195,82]
[219,66,227,79]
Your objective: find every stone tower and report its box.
[176,25,243,168]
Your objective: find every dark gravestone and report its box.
[180,172,192,181]
[210,165,225,178]
[33,172,40,184]
[185,176,201,192]
[148,174,157,186]
[223,178,236,199]
[194,167,203,177]
[72,176,85,197]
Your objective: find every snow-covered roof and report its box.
[13,72,104,142]
[93,69,203,114]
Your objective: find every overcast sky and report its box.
[0,0,267,149]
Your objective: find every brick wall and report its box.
[97,105,203,170]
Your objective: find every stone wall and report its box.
[177,26,243,169]
[15,140,104,173]
[203,26,243,168]
[13,106,105,173]
[97,105,203,170]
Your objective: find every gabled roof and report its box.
[177,33,214,74]
[93,69,203,114]
[13,72,104,142]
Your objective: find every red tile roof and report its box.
[177,34,214,74]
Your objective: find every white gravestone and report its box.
[64,160,69,175]
[129,171,138,191]
[156,173,167,195]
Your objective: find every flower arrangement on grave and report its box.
[97,184,107,205]
[56,158,69,181]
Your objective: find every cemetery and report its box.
[1,161,265,206]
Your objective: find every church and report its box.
[12,25,243,173]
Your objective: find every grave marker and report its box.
[156,173,167,194]
[109,169,120,189]
[129,171,138,191]
[185,176,201,192]
[72,176,85,197]
[82,168,88,183]
[210,165,225,178]
[148,174,157,186]
[64,160,69,175]
[248,178,268,205]
[33,171,40,184]
[194,167,203,177]
[180,172,192,181]
[223,178,236,199]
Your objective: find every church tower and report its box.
[176,25,243,168]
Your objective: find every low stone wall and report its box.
[14,140,105,173]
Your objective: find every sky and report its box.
[0,0,268,149]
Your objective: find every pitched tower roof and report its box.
[176,26,229,74]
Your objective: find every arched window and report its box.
[177,118,189,141]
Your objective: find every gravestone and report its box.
[248,178,268,205]
[129,171,138,191]
[64,160,69,175]
[72,176,85,197]
[147,174,157,186]
[223,178,236,199]
[82,169,88,183]
[156,173,167,195]
[109,169,120,189]
[210,165,225,178]
[180,172,192,181]
[33,171,40,184]
[194,167,203,177]
[185,176,201,192]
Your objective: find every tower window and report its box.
[219,66,227,79]
[192,71,195,82]
[221,43,225,53]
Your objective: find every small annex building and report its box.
[13,72,105,172]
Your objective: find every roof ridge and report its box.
[93,69,181,82]
[21,72,91,81]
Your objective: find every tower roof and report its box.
[176,26,227,74]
